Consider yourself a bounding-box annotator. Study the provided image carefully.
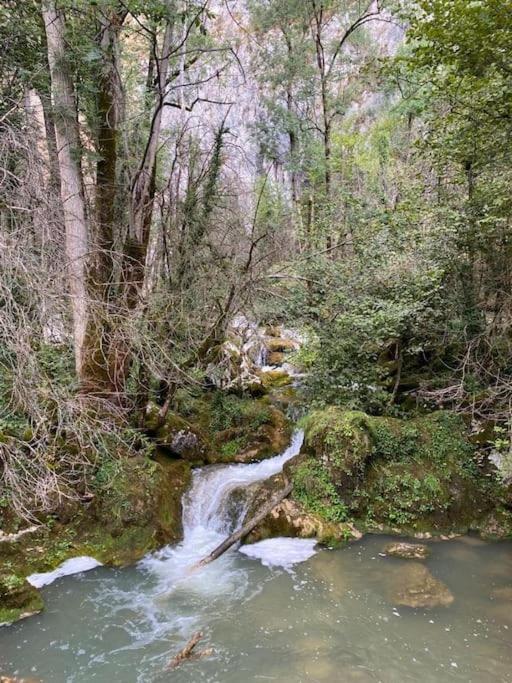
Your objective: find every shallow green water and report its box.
[1,534,511,682]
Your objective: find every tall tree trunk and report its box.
[42,0,89,376]
[80,9,128,398]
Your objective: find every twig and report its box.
[165,631,214,670]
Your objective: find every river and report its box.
[1,432,511,682]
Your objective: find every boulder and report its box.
[384,542,430,560]
[244,473,361,545]
[302,408,372,498]
[389,563,454,608]
[145,403,210,463]
[209,405,291,464]
[267,351,285,366]
[300,407,499,535]
[0,454,192,625]
[259,369,293,389]
[265,337,298,354]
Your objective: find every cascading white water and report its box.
[183,430,304,536]
[140,430,305,595]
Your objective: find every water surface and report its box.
[1,534,511,682]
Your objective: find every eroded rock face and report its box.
[384,542,430,560]
[390,563,454,608]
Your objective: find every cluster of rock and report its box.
[205,316,300,394]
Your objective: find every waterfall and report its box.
[183,430,304,536]
[140,430,306,593]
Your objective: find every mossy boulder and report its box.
[267,351,285,366]
[301,409,372,499]
[295,408,503,536]
[209,405,291,464]
[259,369,293,390]
[145,403,210,463]
[0,573,44,626]
[0,454,191,626]
[265,337,297,354]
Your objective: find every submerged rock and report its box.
[490,586,512,601]
[390,563,454,608]
[384,542,430,560]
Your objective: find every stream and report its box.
[1,432,512,682]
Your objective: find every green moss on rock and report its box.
[297,407,503,536]
[0,575,43,626]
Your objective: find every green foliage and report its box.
[364,470,447,527]
[210,393,272,433]
[289,248,449,413]
[219,437,247,459]
[293,459,349,523]
[302,408,370,475]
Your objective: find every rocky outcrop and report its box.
[389,563,454,608]
[209,404,291,464]
[146,403,210,463]
[244,473,361,546]
[204,318,301,394]
[296,407,507,537]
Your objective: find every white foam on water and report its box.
[27,556,102,588]
[239,537,317,569]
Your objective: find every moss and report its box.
[293,458,348,523]
[265,338,297,353]
[296,406,500,535]
[259,369,293,389]
[219,437,249,460]
[0,456,191,625]
[0,582,43,626]
[301,408,372,494]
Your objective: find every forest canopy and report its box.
[0,0,511,520]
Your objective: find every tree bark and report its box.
[42,0,89,376]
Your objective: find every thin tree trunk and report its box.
[124,20,173,308]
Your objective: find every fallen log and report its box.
[193,481,293,569]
